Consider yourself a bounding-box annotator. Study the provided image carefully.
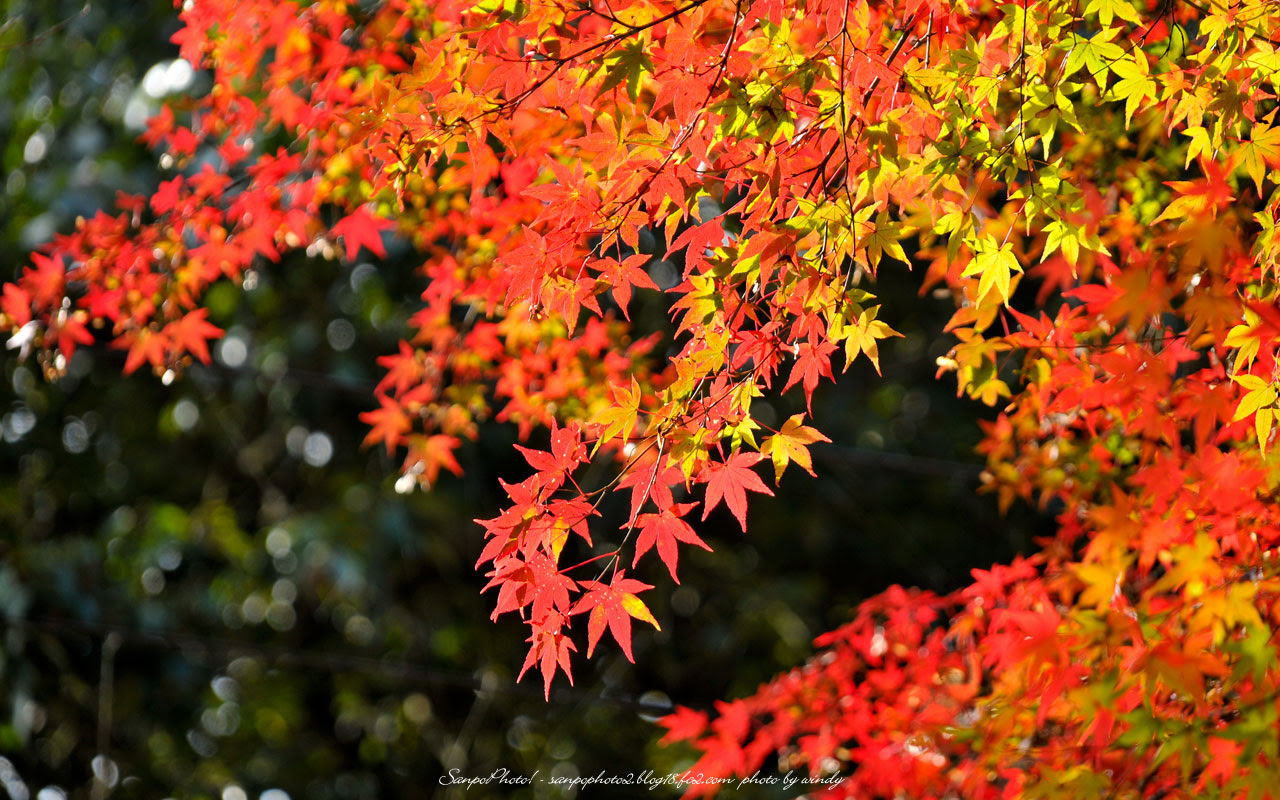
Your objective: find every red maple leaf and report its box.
[573,571,660,662]
[484,551,577,623]
[150,177,184,215]
[783,340,837,410]
[512,422,587,478]
[1,284,32,327]
[359,396,412,455]
[406,434,464,486]
[518,611,576,700]
[632,501,711,583]
[139,105,174,149]
[164,308,223,364]
[51,313,94,360]
[375,341,424,396]
[595,254,658,319]
[617,462,684,524]
[699,452,774,531]
[117,328,169,375]
[659,706,709,744]
[25,252,65,309]
[331,207,392,261]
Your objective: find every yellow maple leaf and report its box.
[1232,374,1276,421]
[760,414,831,482]
[1239,123,1280,196]
[840,305,902,374]
[962,236,1023,304]
[857,210,908,269]
[591,377,642,455]
[1109,55,1155,127]
[1084,0,1142,27]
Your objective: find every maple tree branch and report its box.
[562,550,622,572]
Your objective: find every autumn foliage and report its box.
[6,0,1280,794]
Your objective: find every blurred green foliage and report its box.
[0,2,1051,798]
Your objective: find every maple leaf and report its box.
[617,461,684,524]
[670,274,725,332]
[1108,55,1155,127]
[151,177,184,215]
[25,253,66,309]
[406,433,464,486]
[331,207,392,262]
[1224,319,1262,372]
[782,340,837,409]
[484,552,577,623]
[632,501,711,583]
[856,211,908,268]
[595,254,658,319]
[518,611,576,700]
[597,39,652,102]
[665,219,725,278]
[118,328,169,375]
[1083,0,1141,27]
[140,104,175,149]
[1061,31,1125,90]
[1074,554,1131,611]
[659,706,709,744]
[760,414,831,483]
[375,341,424,396]
[1232,374,1277,455]
[1041,218,1108,270]
[573,572,660,662]
[1237,123,1280,196]
[962,237,1022,304]
[1154,160,1236,225]
[360,395,413,455]
[1201,738,1244,788]
[590,377,642,455]
[699,452,773,531]
[513,423,587,480]
[0,284,31,328]
[50,313,95,361]
[1183,126,1213,169]
[839,305,901,375]
[164,308,223,364]
[1098,266,1171,330]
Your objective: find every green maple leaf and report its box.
[598,40,652,102]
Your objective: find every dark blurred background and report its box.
[0,2,1049,798]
